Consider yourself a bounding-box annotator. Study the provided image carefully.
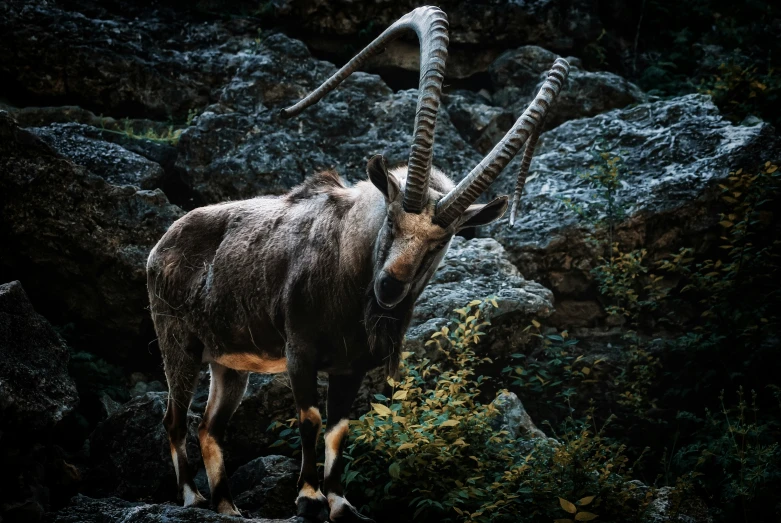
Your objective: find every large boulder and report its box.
[485,94,781,307]
[85,393,200,502]
[0,281,80,523]
[30,123,167,189]
[406,237,554,355]
[0,281,78,438]
[45,494,300,523]
[0,0,255,120]
[177,32,482,204]
[0,112,184,368]
[263,0,601,54]
[489,46,646,131]
[231,456,298,519]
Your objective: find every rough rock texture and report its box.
[45,495,300,523]
[442,90,515,155]
[0,0,255,120]
[0,112,184,367]
[491,391,548,440]
[231,456,298,519]
[489,46,646,131]
[177,32,481,204]
[646,487,713,523]
[485,94,781,302]
[266,0,601,51]
[406,237,554,355]
[30,123,167,189]
[85,393,201,502]
[0,281,79,438]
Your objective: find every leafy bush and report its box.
[339,299,686,523]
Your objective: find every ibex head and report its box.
[282,6,569,309]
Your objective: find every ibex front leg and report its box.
[288,347,328,520]
[324,372,375,523]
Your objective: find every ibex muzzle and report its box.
[147,6,568,522]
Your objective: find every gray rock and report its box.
[406,237,554,354]
[85,393,201,502]
[491,391,548,440]
[0,1,255,120]
[0,281,78,437]
[264,0,601,52]
[0,112,184,366]
[646,487,712,523]
[30,123,166,189]
[485,94,781,300]
[232,456,298,519]
[490,46,646,130]
[45,494,300,523]
[442,90,515,155]
[177,32,481,204]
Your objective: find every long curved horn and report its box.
[508,114,545,226]
[280,6,449,214]
[434,58,569,228]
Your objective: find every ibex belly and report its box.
[203,322,287,374]
[212,353,287,373]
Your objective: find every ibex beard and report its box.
[146,6,568,522]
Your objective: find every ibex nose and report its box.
[375,272,410,309]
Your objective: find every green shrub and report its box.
[340,299,680,523]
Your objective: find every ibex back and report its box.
[147,6,569,522]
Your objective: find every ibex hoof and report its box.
[296,488,329,521]
[330,504,375,523]
[216,499,242,517]
[328,496,375,523]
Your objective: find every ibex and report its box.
[147,6,568,521]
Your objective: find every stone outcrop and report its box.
[0,281,79,438]
[0,112,184,367]
[177,32,481,204]
[85,393,200,502]
[490,46,647,130]
[45,494,300,523]
[407,237,554,355]
[484,94,781,318]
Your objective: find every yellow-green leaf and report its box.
[559,498,577,514]
[393,390,408,400]
[577,496,596,506]
[397,442,416,451]
[388,462,400,479]
[440,419,460,427]
[371,403,392,416]
[531,319,541,328]
[468,300,482,307]
[575,512,598,521]
[581,367,591,375]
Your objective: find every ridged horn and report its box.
[280,6,449,214]
[434,58,569,227]
[508,114,545,226]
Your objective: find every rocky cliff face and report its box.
[0,0,770,522]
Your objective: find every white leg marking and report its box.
[183,484,198,506]
[327,492,354,519]
[324,419,349,479]
[171,448,180,482]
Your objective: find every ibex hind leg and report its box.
[162,332,207,508]
[199,362,249,516]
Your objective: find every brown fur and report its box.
[147,163,507,517]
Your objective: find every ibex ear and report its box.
[456,196,509,229]
[367,155,400,201]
